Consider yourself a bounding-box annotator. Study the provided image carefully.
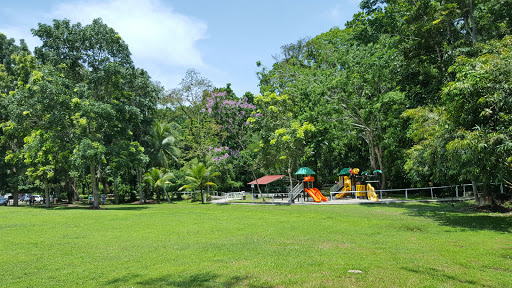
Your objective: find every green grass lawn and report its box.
[1,201,510,287]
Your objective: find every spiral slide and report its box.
[305,188,328,202]
[367,184,379,202]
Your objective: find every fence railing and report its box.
[328,184,488,201]
[374,185,466,200]
[224,191,246,201]
[221,183,503,203]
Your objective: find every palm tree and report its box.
[179,160,220,204]
[149,121,180,169]
[143,167,174,203]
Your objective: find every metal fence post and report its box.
[431,187,434,199]
[456,185,459,198]
[405,189,408,200]
[380,190,382,200]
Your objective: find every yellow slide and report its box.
[367,184,379,202]
[336,176,352,198]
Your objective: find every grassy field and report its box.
[0,201,510,287]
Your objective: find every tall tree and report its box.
[31,18,156,207]
[0,35,32,203]
[252,92,315,190]
[258,29,407,188]
[165,69,216,161]
[441,35,512,205]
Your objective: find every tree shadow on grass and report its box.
[106,272,271,288]
[402,267,482,287]
[383,202,512,233]
[20,204,149,211]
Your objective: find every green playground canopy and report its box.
[338,168,351,176]
[295,167,315,175]
[373,170,382,174]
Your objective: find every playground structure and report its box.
[332,168,379,202]
[238,168,483,204]
[240,169,480,204]
[294,167,328,203]
[245,167,380,204]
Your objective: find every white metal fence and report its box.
[328,183,503,201]
[223,191,246,201]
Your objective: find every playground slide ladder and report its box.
[330,182,342,193]
[289,182,304,203]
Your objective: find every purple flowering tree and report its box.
[205,91,265,197]
[205,91,259,150]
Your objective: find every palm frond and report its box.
[178,184,194,191]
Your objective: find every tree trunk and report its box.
[475,181,497,206]
[137,167,143,204]
[44,176,50,208]
[468,0,477,45]
[55,185,61,204]
[90,163,99,208]
[87,173,91,197]
[369,144,377,172]
[114,176,119,205]
[201,188,205,204]
[375,140,386,189]
[251,169,264,202]
[82,173,86,199]
[287,158,296,203]
[471,179,481,205]
[12,182,18,207]
[71,178,80,202]
[101,176,110,195]
[164,186,172,203]
[145,182,149,203]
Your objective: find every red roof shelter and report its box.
[248,175,286,185]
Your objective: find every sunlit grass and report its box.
[0,201,510,287]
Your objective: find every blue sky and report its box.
[1,0,361,96]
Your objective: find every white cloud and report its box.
[51,0,208,69]
[1,0,235,91]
